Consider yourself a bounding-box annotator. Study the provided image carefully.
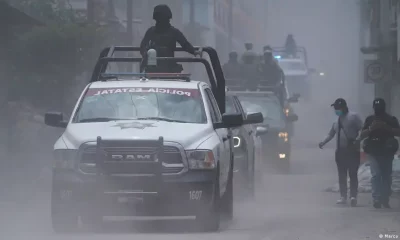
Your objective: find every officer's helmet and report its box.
[153,4,172,20]
[245,43,253,51]
[229,51,238,60]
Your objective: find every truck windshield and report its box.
[73,87,207,124]
[237,96,284,123]
[278,61,307,72]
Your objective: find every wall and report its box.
[390,0,400,119]
[211,0,268,62]
[359,0,376,118]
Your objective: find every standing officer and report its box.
[258,46,283,87]
[223,51,242,79]
[140,4,200,72]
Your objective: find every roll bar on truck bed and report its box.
[89,46,227,113]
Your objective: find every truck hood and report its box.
[62,120,212,149]
[262,120,285,130]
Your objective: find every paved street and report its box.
[1,99,399,240]
[1,145,399,240]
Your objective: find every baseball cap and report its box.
[373,98,386,108]
[331,98,347,109]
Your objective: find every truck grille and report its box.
[79,146,184,174]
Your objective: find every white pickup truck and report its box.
[45,78,248,232]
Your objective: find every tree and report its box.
[8,0,110,111]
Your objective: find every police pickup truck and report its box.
[45,46,249,232]
[273,46,317,101]
[225,92,266,197]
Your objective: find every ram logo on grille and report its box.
[110,154,153,161]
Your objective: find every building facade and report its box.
[178,0,268,62]
[360,0,399,117]
[69,0,268,63]
[211,0,268,62]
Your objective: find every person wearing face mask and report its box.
[319,98,363,206]
[357,98,400,209]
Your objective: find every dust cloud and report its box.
[1,1,391,240]
[266,0,364,142]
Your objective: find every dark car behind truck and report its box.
[233,91,298,173]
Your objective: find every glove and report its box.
[318,142,324,149]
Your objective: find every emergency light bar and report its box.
[274,55,281,59]
[100,72,192,81]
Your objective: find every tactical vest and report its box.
[147,26,176,58]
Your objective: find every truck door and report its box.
[204,88,230,193]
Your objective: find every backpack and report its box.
[363,115,399,156]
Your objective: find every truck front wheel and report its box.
[196,169,221,232]
[51,188,79,233]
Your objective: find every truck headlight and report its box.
[186,150,216,170]
[278,132,288,138]
[233,137,241,148]
[285,109,290,116]
[54,149,77,169]
[278,132,289,142]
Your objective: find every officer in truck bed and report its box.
[258,46,284,87]
[140,4,200,72]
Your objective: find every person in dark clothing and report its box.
[357,98,400,209]
[319,98,363,206]
[263,45,272,54]
[284,34,297,58]
[259,46,286,103]
[240,50,259,90]
[245,43,253,51]
[222,51,242,82]
[242,43,258,63]
[140,4,199,72]
[258,46,283,87]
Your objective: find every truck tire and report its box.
[81,212,103,232]
[221,161,234,220]
[248,156,256,199]
[51,189,79,233]
[197,168,221,232]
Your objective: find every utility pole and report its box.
[189,0,195,42]
[189,0,195,24]
[228,0,233,52]
[87,0,95,23]
[188,0,199,75]
[127,0,133,72]
[376,0,393,111]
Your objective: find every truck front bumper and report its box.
[52,169,217,218]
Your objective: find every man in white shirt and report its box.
[319,98,363,206]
